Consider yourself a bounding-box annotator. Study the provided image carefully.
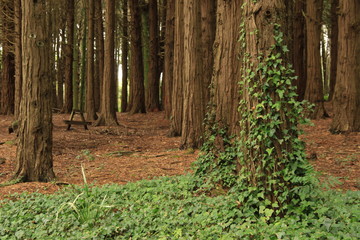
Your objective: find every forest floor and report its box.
[0,107,359,199]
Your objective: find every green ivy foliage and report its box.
[0,175,358,239]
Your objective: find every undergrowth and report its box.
[0,175,359,239]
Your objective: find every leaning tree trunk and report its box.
[169,0,184,137]
[304,0,327,119]
[330,0,360,132]
[15,0,55,182]
[128,0,146,114]
[85,0,97,120]
[146,0,161,112]
[163,0,175,118]
[94,0,119,126]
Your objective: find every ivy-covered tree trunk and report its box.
[169,0,184,137]
[304,0,327,119]
[15,0,55,182]
[330,0,360,132]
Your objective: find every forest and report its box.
[0,0,359,239]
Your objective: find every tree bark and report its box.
[14,0,22,118]
[128,0,146,114]
[63,0,75,113]
[94,0,104,113]
[330,0,360,132]
[0,0,15,115]
[15,0,55,182]
[146,0,160,112]
[169,0,184,137]
[121,0,129,113]
[163,0,175,118]
[304,0,327,119]
[85,0,97,120]
[292,0,307,101]
[329,0,338,101]
[94,0,119,126]
[180,0,215,149]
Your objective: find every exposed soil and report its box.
[0,108,359,200]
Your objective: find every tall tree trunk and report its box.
[305,0,327,119]
[212,0,242,136]
[0,0,15,115]
[128,0,146,114]
[146,0,160,111]
[169,0,184,136]
[15,0,55,182]
[163,0,175,118]
[121,0,129,113]
[85,0,97,120]
[180,0,215,149]
[63,0,75,113]
[292,0,307,101]
[95,0,119,126]
[330,0,360,132]
[14,0,22,118]
[94,0,104,113]
[329,0,338,101]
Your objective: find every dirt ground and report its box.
[0,109,359,199]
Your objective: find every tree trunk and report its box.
[305,0,327,119]
[15,0,55,182]
[121,0,129,113]
[330,0,360,132]
[94,0,119,126]
[180,0,215,149]
[169,0,184,136]
[163,0,175,118]
[85,0,97,120]
[0,0,15,115]
[128,0,146,114]
[63,0,75,113]
[94,0,104,113]
[329,0,338,101]
[292,0,307,101]
[14,0,22,119]
[146,0,160,112]
[212,0,242,136]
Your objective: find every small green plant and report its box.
[76,149,95,161]
[56,165,113,227]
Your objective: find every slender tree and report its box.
[304,0,327,119]
[94,0,104,112]
[14,0,22,118]
[14,0,55,182]
[329,0,338,101]
[121,0,129,112]
[330,0,360,132]
[163,0,175,118]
